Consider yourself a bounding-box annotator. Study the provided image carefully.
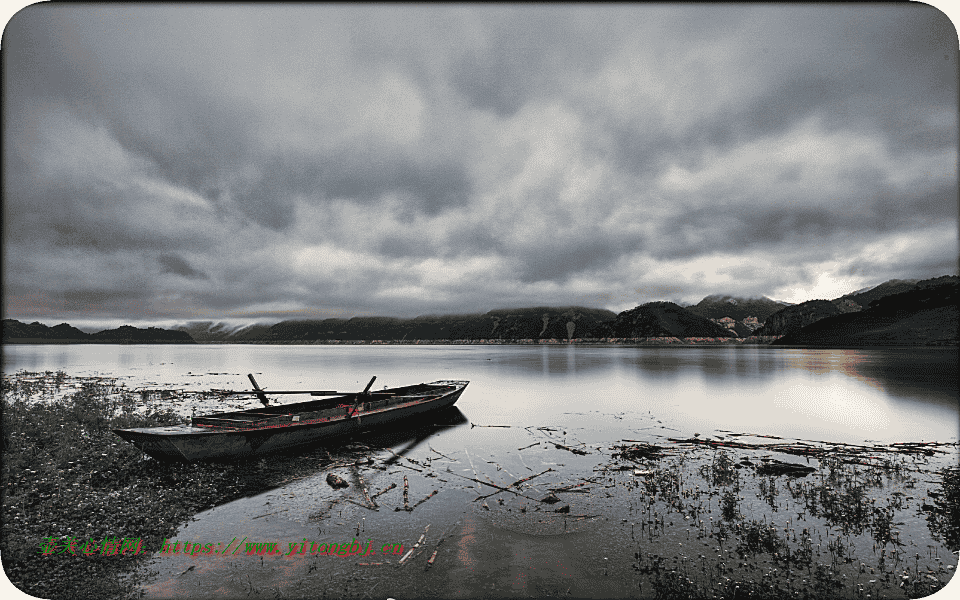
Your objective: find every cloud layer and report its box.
[3,5,957,327]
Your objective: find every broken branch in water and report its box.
[351,464,378,509]
[554,442,590,455]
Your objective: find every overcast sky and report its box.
[3,4,958,329]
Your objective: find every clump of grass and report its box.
[699,450,738,487]
[925,465,960,552]
[720,489,740,521]
[735,519,786,559]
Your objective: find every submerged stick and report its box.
[398,524,430,566]
[411,490,438,510]
[425,521,458,570]
[371,482,397,500]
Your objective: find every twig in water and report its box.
[410,490,438,510]
[428,445,458,462]
[398,525,430,566]
[370,482,397,500]
[425,521,458,570]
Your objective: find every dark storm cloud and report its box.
[2,4,957,323]
[157,254,206,280]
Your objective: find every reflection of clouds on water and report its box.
[774,373,890,438]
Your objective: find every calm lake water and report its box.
[4,344,957,444]
[3,344,958,598]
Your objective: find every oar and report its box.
[351,376,378,421]
[247,374,270,407]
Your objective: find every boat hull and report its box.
[113,380,467,461]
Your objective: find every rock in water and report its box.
[326,473,349,489]
[540,493,561,504]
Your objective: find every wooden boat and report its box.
[113,375,469,461]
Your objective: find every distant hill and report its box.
[7,276,955,346]
[2,320,91,343]
[90,325,196,344]
[588,302,734,338]
[686,295,790,321]
[2,320,195,344]
[756,275,958,337]
[836,279,921,311]
[258,307,618,342]
[752,300,845,338]
[774,281,958,346]
[686,295,791,337]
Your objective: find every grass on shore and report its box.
[1,371,303,600]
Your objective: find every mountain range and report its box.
[3,275,956,346]
[0,322,195,344]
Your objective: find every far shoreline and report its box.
[4,336,958,348]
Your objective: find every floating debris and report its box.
[612,442,667,461]
[755,458,816,477]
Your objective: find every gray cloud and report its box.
[2,4,956,325]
